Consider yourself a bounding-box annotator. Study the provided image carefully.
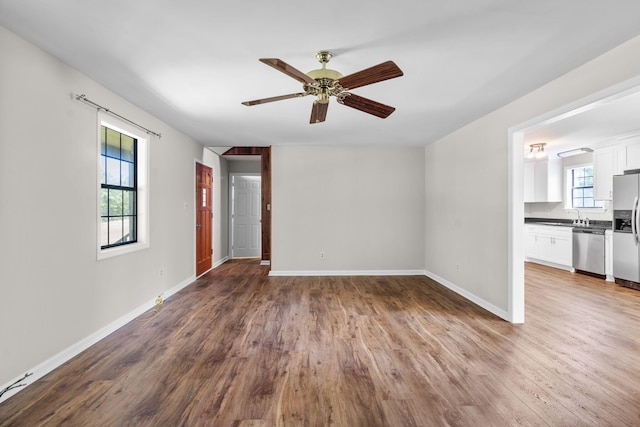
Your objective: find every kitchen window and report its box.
[566,165,603,209]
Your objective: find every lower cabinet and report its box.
[525,225,573,270]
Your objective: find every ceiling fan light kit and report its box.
[242,50,403,124]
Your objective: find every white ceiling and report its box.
[522,89,640,157]
[2,1,640,149]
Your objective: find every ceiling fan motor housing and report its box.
[305,51,344,104]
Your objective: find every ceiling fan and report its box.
[241,51,403,124]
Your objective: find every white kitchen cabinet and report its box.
[624,139,640,171]
[524,159,562,203]
[594,144,627,200]
[594,146,614,200]
[524,224,573,270]
[524,162,535,203]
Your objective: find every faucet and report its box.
[571,208,581,225]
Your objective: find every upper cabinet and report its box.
[524,159,562,203]
[625,138,640,171]
[594,137,640,200]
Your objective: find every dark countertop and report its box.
[525,217,612,231]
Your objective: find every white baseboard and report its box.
[213,256,229,269]
[268,269,510,321]
[196,257,230,278]
[424,270,511,322]
[269,269,427,277]
[0,274,196,404]
[524,258,573,272]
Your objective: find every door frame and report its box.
[229,173,262,259]
[508,75,640,324]
[222,147,271,265]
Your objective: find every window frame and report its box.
[564,163,604,212]
[97,113,150,260]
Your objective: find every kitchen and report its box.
[523,88,640,289]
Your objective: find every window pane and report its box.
[574,198,583,207]
[121,161,134,188]
[106,128,121,158]
[585,176,593,186]
[100,126,106,155]
[122,190,135,215]
[584,198,595,208]
[106,157,121,185]
[100,218,109,247]
[101,188,109,216]
[584,187,593,198]
[573,188,583,198]
[100,155,106,185]
[109,217,123,245]
[121,135,134,162]
[123,216,136,242]
[108,189,122,216]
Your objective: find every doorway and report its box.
[230,174,262,258]
[509,76,640,323]
[222,146,271,263]
[196,163,213,276]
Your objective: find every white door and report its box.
[231,174,261,258]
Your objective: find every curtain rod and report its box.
[74,94,162,139]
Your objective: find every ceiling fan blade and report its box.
[241,92,307,106]
[338,61,403,90]
[310,101,329,124]
[339,93,396,118]
[259,58,316,85]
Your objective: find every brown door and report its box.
[196,163,213,276]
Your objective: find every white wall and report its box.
[0,25,210,390]
[271,146,425,273]
[202,148,230,264]
[228,159,260,174]
[425,34,640,319]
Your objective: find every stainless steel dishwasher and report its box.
[572,228,605,275]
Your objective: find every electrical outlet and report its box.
[159,268,164,278]
[320,252,325,259]
[155,296,164,306]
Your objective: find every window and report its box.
[97,114,149,260]
[100,125,137,248]
[567,165,603,209]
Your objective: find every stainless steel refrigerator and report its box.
[613,173,640,283]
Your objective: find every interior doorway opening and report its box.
[509,75,640,323]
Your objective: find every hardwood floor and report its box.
[2,260,640,426]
